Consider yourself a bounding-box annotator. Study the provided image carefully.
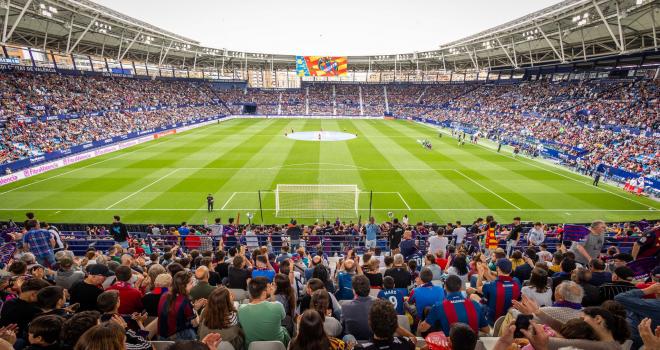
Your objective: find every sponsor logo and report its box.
[0,175,19,186]
[82,143,93,149]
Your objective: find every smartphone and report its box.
[514,314,533,338]
[68,303,80,312]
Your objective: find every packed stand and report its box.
[0,212,658,350]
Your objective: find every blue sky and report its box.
[94,0,561,55]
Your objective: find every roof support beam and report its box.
[65,15,74,54]
[511,37,518,67]
[557,23,565,62]
[592,0,622,51]
[534,24,563,63]
[118,29,143,61]
[2,0,31,44]
[158,40,173,67]
[67,13,100,54]
[494,37,517,68]
[651,4,657,51]
[615,1,625,52]
[3,0,11,45]
[464,45,478,70]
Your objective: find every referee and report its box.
[206,193,214,212]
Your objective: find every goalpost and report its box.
[275,184,359,219]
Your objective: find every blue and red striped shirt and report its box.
[481,275,521,325]
[424,292,488,334]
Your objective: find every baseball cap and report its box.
[291,253,301,262]
[86,264,114,277]
[496,258,513,274]
[613,266,634,281]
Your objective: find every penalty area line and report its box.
[221,192,238,210]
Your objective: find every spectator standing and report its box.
[388,219,404,255]
[505,217,522,257]
[428,230,448,257]
[365,217,381,250]
[22,220,56,268]
[527,222,546,247]
[569,220,606,266]
[110,216,130,249]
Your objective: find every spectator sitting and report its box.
[311,289,343,338]
[157,271,206,340]
[477,258,521,325]
[614,283,660,349]
[407,267,445,320]
[227,255,252,290]
[364,258,383,289]
[298,278,342,319]
[588,258,612,286]
[335,258,361,301]
[251,255,275,283]
[142,273,171,317]
[341,275,375,341]
[378,276,405,315]
[54,257,84,290]
[190,266,215,301]
[424,254,442,281]
[552,258,576,293]
[357,299,415,350]
[238,276,290,347]
[513,280,584,325]
[60,311,101,350]
[69,264,114,312]
[36,286,70,318]
[384,254,411,291]
[521,268,552,307]
[74,323,126,350]
[0,278,50,346]
[448,323,479,350]
[446,254,470,287]
[599,266,637,302]
[24,315,62,350]
[419,275,490,335]
[197,286,244,350]
[106,265,144,315]
[289,309,345,350]
[512,249,537,282]
[572,267,601,307]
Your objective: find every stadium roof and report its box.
[0,0,657,72]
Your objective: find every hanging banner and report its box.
[296,56,347,76]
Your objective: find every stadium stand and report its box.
[0,0,658,349]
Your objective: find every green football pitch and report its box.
[0,118,658,225]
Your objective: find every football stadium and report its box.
[0,0,659,350]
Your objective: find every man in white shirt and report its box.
[527,222,546,247]
[428,230,448,256]
[453,221,467,246]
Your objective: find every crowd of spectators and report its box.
[0,212,658,350]
[1,72,657,182]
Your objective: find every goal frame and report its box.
[274,184,360,218]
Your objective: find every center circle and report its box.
[286,131,357,142]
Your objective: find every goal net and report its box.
[275,184,359,219]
